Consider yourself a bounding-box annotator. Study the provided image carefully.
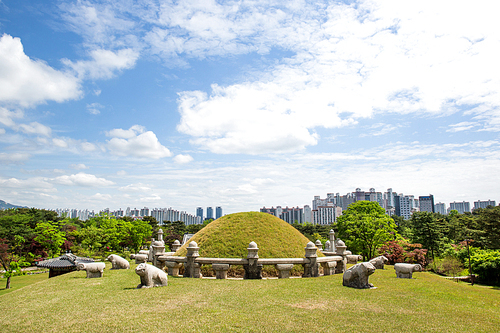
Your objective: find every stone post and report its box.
[329,229,336,252]
[152,229,166,268]
[183,241,202,278]
[243,241,262,279]
[321,261,337,275]
[165,261,182,276]
[303,241,319,278]
[324,240,331,253]
[170,240,181,252]
[335,238,348,274]
[315,240,323,251]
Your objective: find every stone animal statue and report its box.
[394,263,422,278]
[135,263,168,288]
[346,254,363,264]
[106,254,130,269]
[369,256,389,269]
[77,262,105,278]
[130,254,136,260]
[343,262,376,289]
[134,254,148,264]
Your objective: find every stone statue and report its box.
[346,254,363,264]
[369,256,389,269]
[343,262,376,289]
[394,263,422,278]
[77,262,105,278]
[106,254,130,270]
[135,263,168,288]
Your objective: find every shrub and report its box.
[470,248,500,286]
[378,240,428,266]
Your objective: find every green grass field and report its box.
[1,262,499,332]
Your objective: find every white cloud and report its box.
[173,154,194,164]
[63,48,139,80]
[53,172,115,187]
[0,34,81,107]
[0,107,23,127]
[106,125,172,159]
[118,183,152,192]
[86,102,104,115]
[70,163,89,170]
[17,122,52,137]
[0,152,31,164]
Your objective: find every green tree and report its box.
[76,226,104,252]
[409,211,446,260]
[128,219,152,253]
[473,206,500,249]
[336,201,398,259]
[34,222,66,258]
[0,238,30,289]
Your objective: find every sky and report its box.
[0,0,499,215]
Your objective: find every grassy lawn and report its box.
[0,262,499,332]
[0,271,49,296]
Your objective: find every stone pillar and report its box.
[329,229,336,252]
[243,241,262,279]
[275,264,294,279]
[152,229,166,268]
[315,240,323,251]
[324,241,331,253]
[303,241,319,278]
[335,238,348,274]
[183,241,202,278]
[171,240,181,252]
[212,264,230,279]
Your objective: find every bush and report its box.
[378,240,428,266]
[470,248,500,286]
[431,257,464,277]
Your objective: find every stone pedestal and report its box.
[243,241,262,279]
[315,240,323,251]
[165,261,182,276]
[321,261,337,276]
[212,263,230,279]
[276,264,294,279]
[171,240,181,252]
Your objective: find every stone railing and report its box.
[157,240,346,279]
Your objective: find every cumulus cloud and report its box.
[173,154,194,164]
[17,122,52,137]
[106,125,172,159]
[0,34,82,107]
[53,172,115,187]
[0,152,31,164]
[86,102,104,115]
[70,163,89,170]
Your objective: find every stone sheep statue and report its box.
[134,254,148,264]
[106,254,130,270]
[346,254,363,264]
[130,254,136,260]
[343,262,376,289]
[77,262,105,278]
[394,263,422,279]
[369,255,388,269]
[135,263,168,288]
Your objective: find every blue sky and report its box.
[0,0,499,214]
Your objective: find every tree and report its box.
[34,222,66,258]
[409,211,446,260]
[473,206,500,249]
[336,201,398,259]
[0,238,30,289]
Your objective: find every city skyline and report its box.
[1,1,500,214]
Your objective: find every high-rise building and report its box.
[395,195,412,220]
[473,200,496,210]
[215,206,223,219]
[279,206,304,224]
[303,205,312,223]
[206,207,214,220]
[313,203,342,225]
[449,201,470,214]
[434,202,446,215]
[419,195,435,213]
[196,207,204,221]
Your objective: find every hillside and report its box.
[0,199,26,210]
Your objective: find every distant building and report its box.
[434,202,446,215]
[313,204,342,225]
[196,207,204,221]
[419,195,435,213]
[215,206,223,219]
[449,201,470,214]
[303,205,312,223]
[206,207,214,220]
[473,200,496,210]
[395,195,412,220]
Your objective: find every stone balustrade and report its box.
[156,240,346,280]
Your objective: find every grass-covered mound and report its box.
[174,211,323,259]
